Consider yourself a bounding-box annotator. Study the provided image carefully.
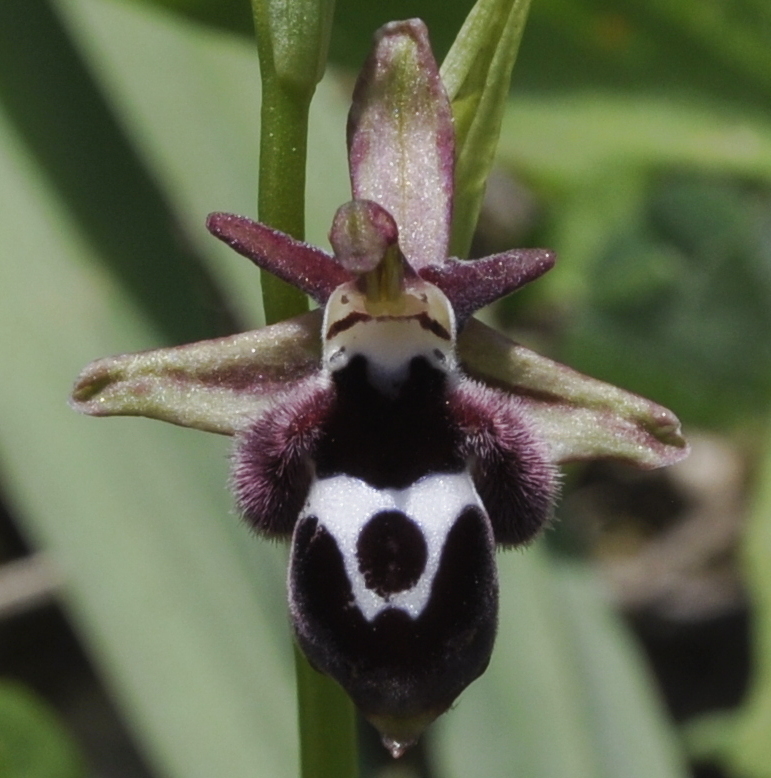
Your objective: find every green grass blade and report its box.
[441,0,533,258]
[434,550,688,778]
[0,0,237,344]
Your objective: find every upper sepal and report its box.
[348,20,454,270]
[458,318,689,468]
[70,310,323,435]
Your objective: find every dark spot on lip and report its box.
[357,510,428,597]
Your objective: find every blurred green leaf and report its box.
[111,0,254,37]
[0,681,85,778]
[434,550,687,778]
[720,433,771,778]
[628,0,771,101]
[497,95,771,426]
[518,0,771,111]
[499,94,771,191]
[441,0,533,258]
[0,0,237,345]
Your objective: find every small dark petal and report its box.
[449,377,559,546]
[232,376,336,537]
[207,212,351,304]
[418,248,555,324]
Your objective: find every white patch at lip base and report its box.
[327,318,454,393]
[296,471,485,621]
[321,280,457,394]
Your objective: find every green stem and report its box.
[257,76,311,322]
[294,645,359,778]
[251,5,359,775]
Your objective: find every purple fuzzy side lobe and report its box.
[449,378,558,546]
[232,377,335,537]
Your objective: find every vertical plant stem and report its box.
[251,3,359,775]
[294,645,359,778]
[257,76,311,323]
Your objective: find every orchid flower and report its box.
[71,19,687,757]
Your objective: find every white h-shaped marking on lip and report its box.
[298,471,485,621]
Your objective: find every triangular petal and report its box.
[418,248,555,324]
[458,318,689,468]
[207,213,350,303]
[347,20,454,270]
[71,310,323,435]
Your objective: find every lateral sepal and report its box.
[71,310,323,435]
[459,318,689,468]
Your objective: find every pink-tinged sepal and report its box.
[459,319,689,469]
[232,375,335,537]
[348,20,455,270]
[207,213,350,304]
[70,310,323,435]
[419,248,555,323]
[448,378,559,547]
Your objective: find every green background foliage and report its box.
[1,0,769,776]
